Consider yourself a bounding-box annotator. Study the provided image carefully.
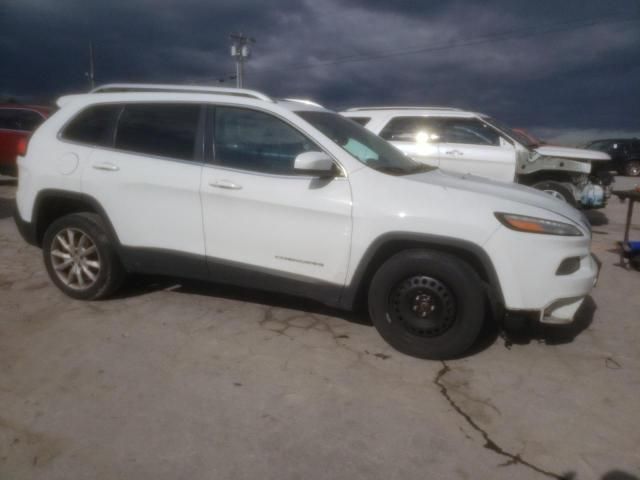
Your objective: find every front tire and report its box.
[624,161,640,177]
[43,213,125,300]
[368,250,485,359]
[532,181,577,207]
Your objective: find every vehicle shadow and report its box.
[601,470,639,480]
[113,274,501,357]
[584,209,609,227]
[113,274,372,326]
[0,197,15,220]
[499,296,596,348]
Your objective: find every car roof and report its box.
[57,83,329,114]
[342,107,478,118]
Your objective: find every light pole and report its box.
[229,33,255,88]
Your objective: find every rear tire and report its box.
[532,181,577,207]
[43,213,125,300]
[368,250,485,359]
[624,161,640,177]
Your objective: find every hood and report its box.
[408,169,588,228]
[534,145,610,162]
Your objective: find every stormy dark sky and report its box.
[2,0,639,143]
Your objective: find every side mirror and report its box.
[294,151,336,176]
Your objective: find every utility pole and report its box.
[229,33,255,88]
[85,42,95,90]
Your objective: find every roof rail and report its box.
[90,83,274,102]
[345,106,461,112]
[281,98,324,108]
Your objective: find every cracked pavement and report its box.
[1,177,639,479]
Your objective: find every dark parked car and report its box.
[0,105,50,176]
[585,138,640,177]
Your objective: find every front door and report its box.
[200,106,352,296]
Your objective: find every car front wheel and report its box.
[43,213,125,300]
[532,181,577,207]
[624,161,640,177]
[368,250,485,359]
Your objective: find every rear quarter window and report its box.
[61,104,122,147]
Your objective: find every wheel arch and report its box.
[32,189,120,247]
[339,232,504,312]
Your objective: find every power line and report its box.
[285,14,640,71]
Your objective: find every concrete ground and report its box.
[1,176,639,480]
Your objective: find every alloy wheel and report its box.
[50,228,101,290]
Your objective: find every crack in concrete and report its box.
[435,361,571,480]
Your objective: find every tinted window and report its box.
[439,118,501,146]
[348,117,371,126]
[62,104,121,146]
[0,109,45,131]
[214,107,319,174]
[115,104,200,161]
[379,116,443,142]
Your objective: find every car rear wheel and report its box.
[368,250,485,359]
[532,181,577,207]
[624,161,640,177]
[43,213,125,300]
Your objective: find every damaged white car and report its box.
[342,107,612,208]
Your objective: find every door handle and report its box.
[92,162,120,171]
[444,150,463,156]
[208,179,242,190]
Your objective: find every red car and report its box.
[0,104,51,176]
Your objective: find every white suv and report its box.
[14,84,598,359]
[342,107,612,208]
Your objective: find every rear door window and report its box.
[115,103,201,161]
[379,116,443,143]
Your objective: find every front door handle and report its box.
[208,179,243,190]
[92,162,120,172]
[444,150,463,156]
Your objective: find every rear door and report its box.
[437,117,516,181]
[378,116,441,167]
[81,102,206,274]
[200,105,352,293]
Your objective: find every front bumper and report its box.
[485,226,598,325]
[539,254,600,324]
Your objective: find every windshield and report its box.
[296,111,436,176]
[482,116,538,149]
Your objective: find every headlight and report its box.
[495,213,583,236]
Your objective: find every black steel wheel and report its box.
[388,275,456,338]
[368,249,485,359]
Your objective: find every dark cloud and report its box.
[1,0,639,136]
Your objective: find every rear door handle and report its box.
[208,179,242,190]
[92,162,120,172]
[444,150,463,156]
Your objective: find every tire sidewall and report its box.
[532,181,577,207]
[625,161,640,177]
[43,213,122,300]
[368,250,485,359]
